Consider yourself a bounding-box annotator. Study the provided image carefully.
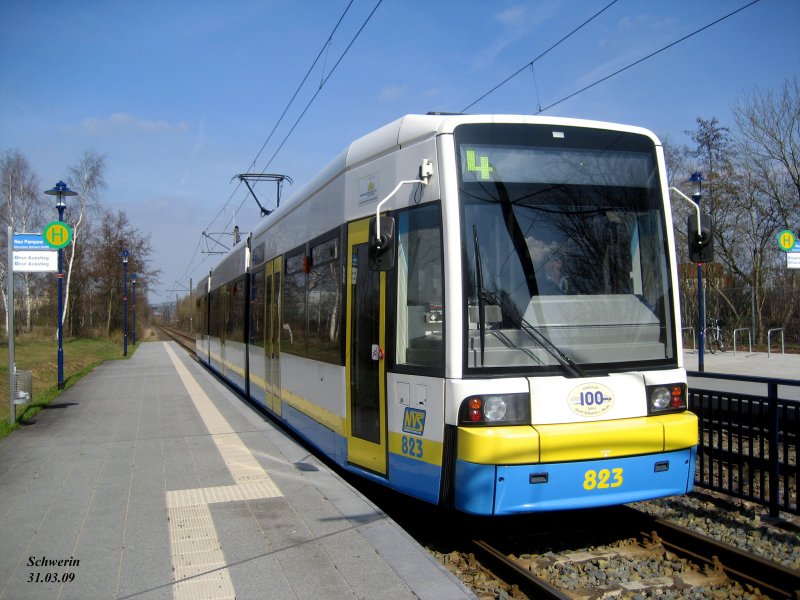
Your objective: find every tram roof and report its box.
[253,113,660,233]
[345,113,660,166]
[310,114,660,188]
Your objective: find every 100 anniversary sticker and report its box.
[568,383,614,417]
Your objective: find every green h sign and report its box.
[42,221,73,249]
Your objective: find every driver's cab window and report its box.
[395,203,444,370]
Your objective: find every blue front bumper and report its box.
[454,447,697,515]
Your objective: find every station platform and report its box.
[683,348,798,379]
[0,341,474,600]
[683,348,800,400]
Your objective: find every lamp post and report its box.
[45,181,77,389]
[669,171,707,372]
[122,250,129,356]
[689,172,705,373]
[131,273,137,345]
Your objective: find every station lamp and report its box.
[45,181,77,390]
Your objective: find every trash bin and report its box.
[13,369,32,405]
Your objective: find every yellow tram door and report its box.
[345,219,387,475]
[265,257,283,416]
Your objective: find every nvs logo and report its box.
[402,408,426,436]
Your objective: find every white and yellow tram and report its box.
[195,114,698,515]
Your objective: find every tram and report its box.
[195,114,698,515]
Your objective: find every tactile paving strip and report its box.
[163,343,283,599]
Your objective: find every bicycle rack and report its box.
[732,328,752,356]
[767,328,784,358]
[681,327,696,351]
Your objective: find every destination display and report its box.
[460,144,656,188]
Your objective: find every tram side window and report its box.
[283,251,307,356]
[250,270,265,347]
[196,296,207,336]
[307,235,341,363]
[395,203,444,370]
[225,276,246,343]
[209,289,221,337]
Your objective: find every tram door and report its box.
[345,219,387,475]
[265,257,282,416]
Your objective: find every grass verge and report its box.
[0,337,131,439]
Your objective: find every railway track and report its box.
[465,505,800,599]
[157,325,197,353]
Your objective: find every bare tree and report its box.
[732,79,800,340]
[90,210,157,336]
[64,151,106,335]
[734,78,800,211]
[670,80,800,346]
[0,150,46,334]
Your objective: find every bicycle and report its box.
[705,317,726,353]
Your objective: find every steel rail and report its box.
[630,509,800,599]
[470,539,570,600]
[157,326,197,355]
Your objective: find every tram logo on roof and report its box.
[358,173,379,205]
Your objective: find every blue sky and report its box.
[1,0,798,307]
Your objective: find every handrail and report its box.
[767,327,784,358]
[686,371,799,516]
[687,370,799,386]
[732,327,752,355]
[681,326,696,351]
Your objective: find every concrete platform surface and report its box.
[0,341,474,600]
[683,349,800,401]
[683,348,798,380]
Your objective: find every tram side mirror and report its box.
[369,215,395,271]
[687,212,714,263]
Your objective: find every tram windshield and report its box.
[456,123,676,374]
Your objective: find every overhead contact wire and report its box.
[260,0,384,174]
[538,0,762,113]
[227,0,384,222]
[460,0,619,113]
[187,1,361,279]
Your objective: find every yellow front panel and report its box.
[455,412,701,466]
[457,426,540,465]
[653,412,699,450]
[537,417,664,462]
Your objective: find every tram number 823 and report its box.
[583,468,623,490]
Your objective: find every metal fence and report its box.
[688,372,799,517]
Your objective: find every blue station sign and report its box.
[13,233,49,250]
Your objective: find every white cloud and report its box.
[378,85,407,101]
[472,4,559,70]
[496,6,527,26]
[82,112,190,135]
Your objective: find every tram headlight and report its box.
[647,384,687,414]
[458,393,530,426]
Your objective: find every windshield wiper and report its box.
[484,289,585,378]
[473,225,486,366]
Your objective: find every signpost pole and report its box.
[57,206,65,389]
[7,227,15,426]
[8,223,69,421]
